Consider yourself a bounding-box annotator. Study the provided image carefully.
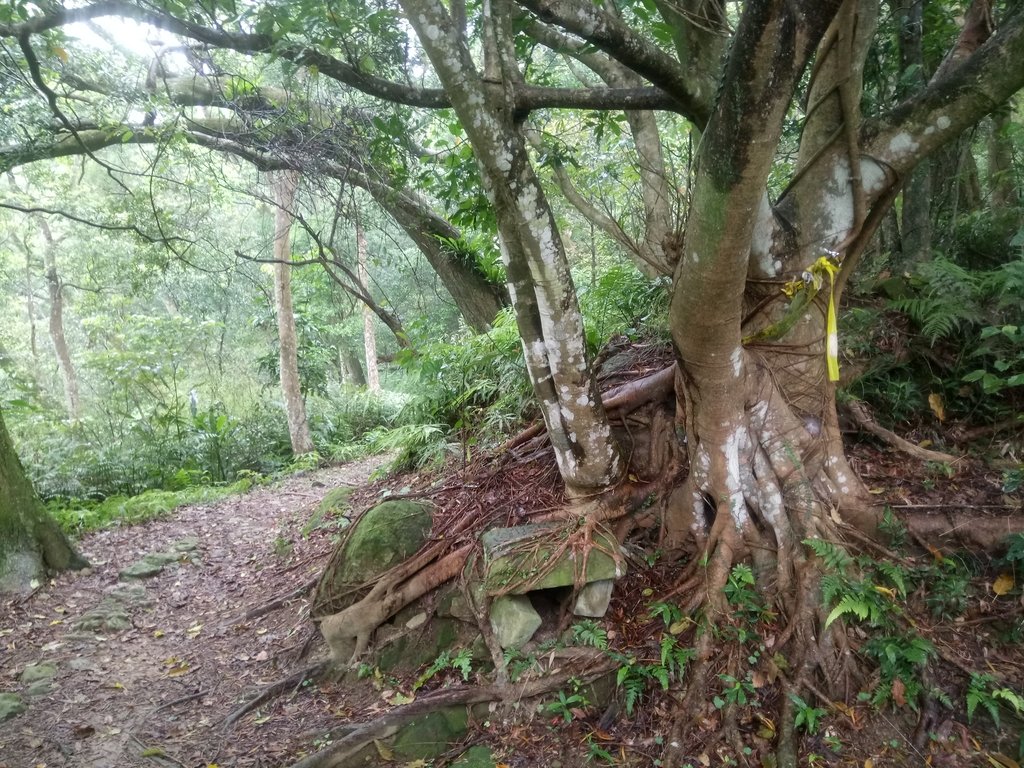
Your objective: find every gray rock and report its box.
[489,595,542,649]
[20,662,57,684]
[69,658,97,672]
[573,579,615,618]
[0,693,26,722]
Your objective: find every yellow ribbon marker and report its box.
[811,256,841,382]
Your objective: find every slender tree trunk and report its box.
[37,220,81,421]
[341,349,367,387]
[400,0,623,497]
[24,246,38,363]
[0,409,87,594]
[270,170,315,456]
[989,107,1019,210]
[355,214,380,393]
[896,0,932,265]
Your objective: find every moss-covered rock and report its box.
[391,705,469,760]
[0,693,26,722]
[451,745,496,768]
[322,500,434,605]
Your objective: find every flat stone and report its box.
[106,584,150,606]
[20,662,57,684]
[24,680,53,698]
[0,693,26,722]
[489,595,542,649]
[451,745,496,767]
[171,537,200,553]
[573,579,615,618]
[119,558,166,580]
[405,612,428,630]
[69,658,97,672]
[481,524,624,595]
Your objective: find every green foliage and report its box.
[572,620,609,650]
[415,648,473,691]
[724,563,770,623]
[920,557,972,621]
[546,682,589,723]
[365,423,449,473]
[861,633,935,710]
[713,674,755,709]
[387,309,532,455]
[805,539,908,629]
[579,265,670,345]
[1004,468,1024,494]
[966,673,1024,728]
[50,478,254,534]
[789,693,828,735]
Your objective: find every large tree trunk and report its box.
[38,220,82,420]
[270,170,315,456]
[0,410,87,594]
[355,214,380,393]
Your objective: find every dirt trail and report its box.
[0,456,386,768]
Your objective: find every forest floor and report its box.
[1,441,1023,768]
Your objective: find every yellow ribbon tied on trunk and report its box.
[812,256,841,382]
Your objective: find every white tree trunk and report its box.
[356,214,380,393]
[271,170,315,455]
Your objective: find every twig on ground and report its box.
[222,660,331,728]
[843,400,958,464]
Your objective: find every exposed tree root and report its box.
[222,661,330,728]
[222,576,317,627]
[843,400,958,464]
[286,650,616,768]
[903,510,1024,553]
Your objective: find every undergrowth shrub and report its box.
[848,255,1024,427]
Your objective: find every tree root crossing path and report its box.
[1,457,387,768]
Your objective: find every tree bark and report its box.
[0,409,87,594]
[355,213,380,393]
[270,170,315,456]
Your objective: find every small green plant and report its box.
[724,563,769,623]
[862,633,935,710]
[1004,467,1024,494]
[648,601,683,628]
[585,735,615,764]
[546,686,589,723]
[415,648,473,690]
[966,673,1024,728]
[879,506,907,549]
[572,620,609,650]
[713,673,755,709]
[789,693,827,734]
[921,557,972,620]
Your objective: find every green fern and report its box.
[803,538,853,571]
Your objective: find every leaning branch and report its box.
[0,201,190,245]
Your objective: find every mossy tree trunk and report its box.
[0,410,87,594]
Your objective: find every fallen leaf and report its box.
[928,393,946,422]
[186,623,203,639]
[988,754,1021,768]
[926,544,945,563]
[153,630,165,638]
[993,573,1015,596]
[374,740,394,761]
[865,760,874,768]
[892,677,907,707]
